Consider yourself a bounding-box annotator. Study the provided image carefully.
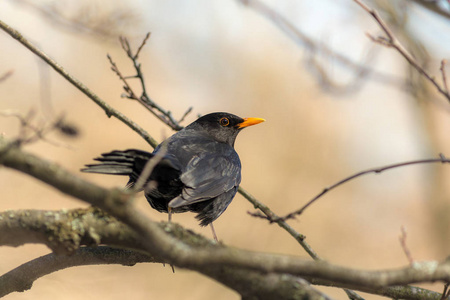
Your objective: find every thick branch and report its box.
[0,247,155,298]
[0,208,144,254]
[0,208,445,300]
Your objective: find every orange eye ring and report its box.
[219,117,230,126]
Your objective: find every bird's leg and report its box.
[210,223,218,242]
[168,206,172,222]
[167,206,175,273]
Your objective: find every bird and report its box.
[81,112,264,240]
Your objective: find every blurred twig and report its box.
[11,0,139,40]
[411,0,450,20]
[0,19,159,148]
[353,0,450,103]
[0,109,75,147]
[238,0,407,94]
[399,226,414,265]
[441,59,449,94]
[0,70,14,83]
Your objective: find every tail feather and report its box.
[81,149,154,179]
[81,163,133,175]
[82,149,182,198]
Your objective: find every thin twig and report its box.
[178,107,193,124]
[107,54,139,100]
[112,34,185,130]
[240,187,314,257]
[134,32,151,60]
[440,59,449,94]
[132,143,168,192]
[399,226,414,265]
[264,155,450,222]
[353,0,450,103]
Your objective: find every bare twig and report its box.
[353,0,450,103]
[178,106,193,124]
[240,187,312,256]
[132,143,168,192]
[107,54,139,100]
[241,188,365,300]
[109,34,186,131]
[133,32,151,60]
[399,226,414,265]
[261,155,450,222]
[12,0,139,40]
[440,59,449,94]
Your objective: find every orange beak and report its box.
[237,117,265,129]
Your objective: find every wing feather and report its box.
[169,152,241,208]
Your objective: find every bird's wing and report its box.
[169,152,241,208]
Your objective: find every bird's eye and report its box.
[219,117,230,126]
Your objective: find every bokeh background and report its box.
[1,0,449,299]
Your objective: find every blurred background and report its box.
[0,0,449,299]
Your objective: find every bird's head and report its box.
[188,112,265,147]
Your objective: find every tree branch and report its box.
[0,247,155,298]
[0,208,144,254]
[0,206,447,299]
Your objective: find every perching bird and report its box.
[81,112,264,240]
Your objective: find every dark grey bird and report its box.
[81,112,264,240]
